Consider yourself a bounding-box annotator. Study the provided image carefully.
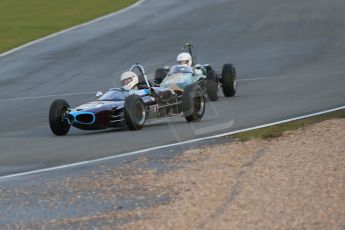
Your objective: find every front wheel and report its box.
[222,64,237,97]
[124,95,146,130]
[182,84,205,122]
[49,99,70,136]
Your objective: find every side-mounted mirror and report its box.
[96,91,103,98]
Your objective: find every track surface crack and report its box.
[198,148,267,228]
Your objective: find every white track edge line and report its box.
[238,71,345,82]
[0,0,146,58]
[2,69,343,102]
[1,105,344,181]
[0,92,96,102]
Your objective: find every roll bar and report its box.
[130,63,151,88]
[184,43,197,66]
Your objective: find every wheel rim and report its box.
[61,107,69,124]
[233,79,237,91]
[194,95,205,116]
[134,102,145,125]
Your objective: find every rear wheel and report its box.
[182,84,205,122]
[206,70,218,101]
[124,95,146,130]
[49,99,70,136]
[222,64,237,97]
[154,68,168,85]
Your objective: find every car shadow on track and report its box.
[62,119,188,137]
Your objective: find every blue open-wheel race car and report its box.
[49,64,206,136]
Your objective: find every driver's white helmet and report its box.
[121,71,139,90]
[177,52,192,66]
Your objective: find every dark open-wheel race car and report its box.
[49,64,206,136]
[154,43,237,101]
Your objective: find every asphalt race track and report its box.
[0,0,344,176]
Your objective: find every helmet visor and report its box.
[121,77,133,86]
[178,60,189,65]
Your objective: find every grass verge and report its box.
[231,108,345,141]
[0,0,137,53]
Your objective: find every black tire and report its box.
[49,99,70,136]
[154,68,168,84]
[124,95,146,130]
[222,64,237,97]
[206,70,218,101]
[182,84,205,122]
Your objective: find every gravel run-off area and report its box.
[0,118,344,229]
